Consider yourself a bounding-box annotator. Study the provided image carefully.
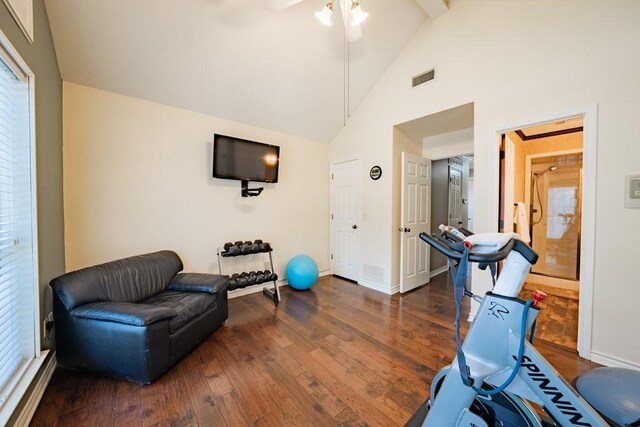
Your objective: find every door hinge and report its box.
[331,173,334,179]
[331,254,333,260]
[331,214,333,219]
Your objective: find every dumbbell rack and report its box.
[217,240,281,305]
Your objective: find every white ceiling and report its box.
[44,0,429,142]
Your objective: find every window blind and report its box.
[0,49,36,409]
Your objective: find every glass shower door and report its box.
[530,154,582,280]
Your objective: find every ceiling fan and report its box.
[264,0,368,42]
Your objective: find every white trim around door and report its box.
[489,105,598,360]
[330,159,360,282]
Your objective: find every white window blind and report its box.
[0,42,38,414]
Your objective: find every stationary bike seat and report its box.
[575,367,640,426]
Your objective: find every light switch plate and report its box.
[625,174,640,208]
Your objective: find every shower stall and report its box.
[529,153,583,281]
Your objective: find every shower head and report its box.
[534,165,558,177]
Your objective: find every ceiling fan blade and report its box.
[264,0,306,12]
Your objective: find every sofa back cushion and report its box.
[51,251,184,311]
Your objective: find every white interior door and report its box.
[503,134,515,232]
[448,166,463,227]
[331,160,359,281]
[400,152,431,293]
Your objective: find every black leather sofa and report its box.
[50,250,229,383]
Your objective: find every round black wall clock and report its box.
[370,165,382,181]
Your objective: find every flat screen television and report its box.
[212,134,280,183]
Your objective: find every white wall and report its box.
[329,0,640,366]
[422,127,473,160]
[63,83,329,285]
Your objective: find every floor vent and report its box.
[412,68,435,88]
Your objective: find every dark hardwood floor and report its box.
[30,273,599,426]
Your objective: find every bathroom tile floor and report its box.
[521,283,579,351]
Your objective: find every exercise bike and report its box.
[406,229,640,427]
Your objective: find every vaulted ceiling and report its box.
[44,0,438,142]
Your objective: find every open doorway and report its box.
[392,103,474,293]
[499,117,583,350]
[430,155,474,276]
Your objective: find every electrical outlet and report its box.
[43,312,53,339]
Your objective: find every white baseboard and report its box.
[228,269,330,299]
[390,284,400,295]
[590,351,640,370]
[358,279,394,295]
[14,353,56,427]
[430,265,449,278]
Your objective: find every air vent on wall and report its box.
[412,68,435,88]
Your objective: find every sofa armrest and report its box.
[70,302,177,326]
[167,273,229,294]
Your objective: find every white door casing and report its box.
[503,134,516,233]
[400,152,431,293]
[331,160,359,281]
[489,106,597,360]
[468,177,474,232]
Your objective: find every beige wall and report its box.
[509,130,583,204]
[329,0,640,366]
[521,131,583,157]
[63,83,329,283]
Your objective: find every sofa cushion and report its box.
[71,302,177,326]
[143,290,216,333]
[167,273,229,294]
[51,251,183,311]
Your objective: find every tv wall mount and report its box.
[241,180,264,197]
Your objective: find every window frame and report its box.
[0,27,46,426]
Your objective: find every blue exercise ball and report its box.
[285,255,319,290]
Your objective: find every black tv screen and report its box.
[212,134,280,183]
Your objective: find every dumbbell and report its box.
[235,273,249,289]
[223,242,240,256]
[263,270,277,282]
[227,279,237,290]
[259,242,272,252]
[245,271,257,286]
[254,271,266,284]
[240,243,253,255]
[227,273,240,290]
[250,241,261,254]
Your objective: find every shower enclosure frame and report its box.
[525,148,583,282]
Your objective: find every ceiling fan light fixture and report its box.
[315,2,334,27]
[350,1,368,26]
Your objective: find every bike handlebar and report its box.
[419,232,537,264]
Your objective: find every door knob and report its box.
[404,228,411,233]
[352,225,358,229]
